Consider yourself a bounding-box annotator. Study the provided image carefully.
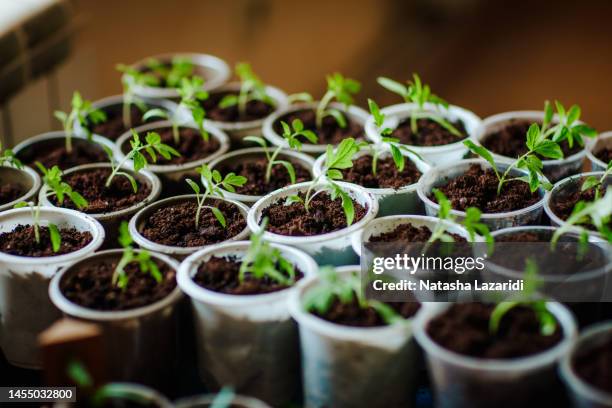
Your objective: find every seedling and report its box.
[54,91,107,153]
[542,100,597,148]
[145,56,195,88]
[185,164,247,229]
[102,130,180,192]
[286,138,361,225]
[377,73,460,136]
[112,221,162,289]
[219,63,274,118]
[581,160,612,200]
[210,387,236,408]
[238,218,296,285]
[463,124,558,194]
[315,73,361,129]
[489,259,557,336]
[303,266,403,325]
[287,92,314,104]
[116,64,158,128]
[0,143,23,169]
[244,118,317,184]
[144,76,209,144]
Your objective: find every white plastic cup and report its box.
[0,165,41,213]
[288,266,423,408]
[417,159,546,230]
[0,207,105,368]
[38,163,161,248]
[413,302,577,408]
[54,383,173,408]
[587,131,612,172]
[247,181,378,266]
[364,102,482,165]
[262,102,369,156]
[474,111,589,182]
[174,393,271,408]
[129,195,251,260]
[177,241,317,406]
[313,147,431,217]
[207,147,315,206]
[49,249,182,390]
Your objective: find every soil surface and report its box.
[312,295,420,327]
[550,177,608,227]
[49,168,151,214]
[91,104,157,141]
[573,336,612,394]
[140,62,207,88]
[0,225,92,257]
[369,223,465,243]
[431,164,541,213]
[427,303,563,359]
[483,120,582,159]
[140,199,246,247]
[60,256,176,311]
[193,255,304,295]
[201,90,275,122]
[122,127,220,165]
[341,155,421,189]
[263,192,367,236]
[219,157,311,196]
[18,139,107,171]
[595,147,612,164]
[273,108,364,145]
[0,183,25,205]
[391,117,467,146]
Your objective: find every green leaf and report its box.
[142,108,168,122]
[118,221,132,248]
[463,140,497,170]
[218,94,239,109]
[243,135,267,147]
[48,223,61,253]
[326,108,347,128]
[211,207,227,228]
[186,178,200,194]
[277,160,296,184]
[377,77,408,100]
[534,140,563,159]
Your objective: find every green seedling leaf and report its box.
[316,73,360,129]
[54,91,107,153]
[48,223,61,253]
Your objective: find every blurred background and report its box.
[1,0,612,147]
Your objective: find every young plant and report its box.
[112,221,162,289]
[0,143,23,169]
[54,91,107,153]
[489,259,557,336]
[185,164,247,229]
[463,123,558,194]
[145,56,195,88]
[102,130,180,192]
[581,160,612,201]
[286,138,361,225]
[377,73,460,136]
[315,73,361,129]
[244,118,318,184]
[303,266,403,325]
[542,100,597,148]
[116,64,158,128]
[238,218,296,285]
[144,76,209,144]
[219,62,275,118]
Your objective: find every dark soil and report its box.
[219,157,311,196]
[369,223,465,243]
[263,192,367,236]
[427,303,563,359]
[391,118,467,146]
[595,147,612,164]
[193,255,304,295]
[341,155,421,189]
[0,183,25,205]
[573,336,612,394]
[483,120,582,159]
[550,177,608,226]
[431,164,541,213]
[49,168,151,214]
[201,90,275,122]
[140,199,246,247]
[121,127,220,165]
[273,108,364,145]
[0,225,92,257]
[495,231,545,243]
[91,104,158,141]
[60,256,176,311]
[312,295,420,327]
[17,138,107,171]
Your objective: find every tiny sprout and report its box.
[489,259,557,336]
[316,73,361,129]
[244,118,316,184]
[219,62,274,118]
[38,163,88,210]
[0,143,23,169]
[116,64,156,129]
[544,100,597,148]
[103,130,180,191]
[186,164,247,229]
[54,91,107,153]
[146,57,195,88]
[377,73,460,136]
[286,138,361,225]
[67,359,93,388]
[581,160,612,201]
[144,76,209,144]
[238,218,296,286]
[287,92,314,104]
[113,221,162,290]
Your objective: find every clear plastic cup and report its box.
[0,164,40,213]
[587,131,612,172]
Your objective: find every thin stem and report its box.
[497,151,530,195]
[122,95,132,129]
[265,146,283,183]
[65,112,76,154]
[238,83,250,119]
[172,120,180,145]
[34,204,41,244]
[316,91,335,129]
